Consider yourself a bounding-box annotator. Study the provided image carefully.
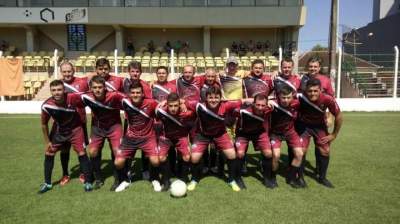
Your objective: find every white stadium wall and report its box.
[1,98,400,114]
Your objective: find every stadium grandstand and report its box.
[0,0,305,100]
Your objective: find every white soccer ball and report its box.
[170,180,187,198]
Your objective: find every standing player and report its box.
[297,78,343,188]
[151,66,177,103]
[233,94,273,189]
[273,57,301,95]
[114,83,168,192]
[81,76,126,190]
[59,61,89,186]
[156,93,195,183]
[176,65,203,102]
[269,86,304,188]
[151,66,178,177]
[243,59,274,98]
[186,86,251,192]
[300,57,334,96]
[199,68,221,175]
[94,58,124,92]
[38,80,92,193]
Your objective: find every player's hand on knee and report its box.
[321,134,336,144]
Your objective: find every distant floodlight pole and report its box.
[114,49,118,75]
[226,48,229,58]
[278,46,283,72]
[337,48,342,98]
[54,49,58,79]
[394,46,399,98]
[170,49,175,75]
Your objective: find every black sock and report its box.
[209,145,217,167]
[141,151,149,173]
[179,161,190,182]
[203,149,210,168]
[91,155,102,181]
[315,148,321,174]
[149,165,160,182]
[262,156,273,179]
[60,152,70,176]
[288,147,294,164]
[78,155,91,183]
[288,165,300,182]
[191,162,202,182]
[160,161,171,184]
[44,155,54,184]
[319,155,330,180]
[226,158,239,182]
[300,155,306,178]
[117,165,127,183]
[168,147,176,175]
[110,152,119,183]
[218,151,225,173]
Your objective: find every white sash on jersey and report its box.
[42,104,76,114]
[297,93,324,113]
[196,103,224,121]
[156,108,184,127]
[81,94,114,110]
[240,109,265,122]
[105,81,117,91]
[270,101,294,117]
[63,82,80,93]
[122,98,150,119]
[153,84,171,94]
[277,76,297,91]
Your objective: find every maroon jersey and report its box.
[234,105,271,135]
[100,74,124,92]
[273,74,301,96]
[152,80,177,103]
[176,75,204,102]
[298,93,340,126]
[62,77,89,122]
[270,99,300,134]
[243,73,274,98]
[122,98,158,138]
[63,76,89,93]
[188,100,241,136]
[200,81,221,102]
[156,105,195,139]
[123,78,152,99]
[81,91,125,128]
[300,74,334,97]
[41,93,83,132]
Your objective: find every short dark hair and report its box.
[278,85,294,96]
[167,93,180,102]
[50,79,64,88]
[95,58,111,68]
[205,86,222,97]
[281,57,294,66]
[306,78,321,89]
[251,59,264,68]
[129,82,143,92]
[89,75,106,87]
[128,61,142,72]
[253,93,268,103]
[156,66,169,74]
[306,56,322,67]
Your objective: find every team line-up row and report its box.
[38,56,343,194]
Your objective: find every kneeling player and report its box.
[234,94,274,189]
[297,78,343,188]
[114,83,168,192]
[269,86,304,188]
[186,87,251,192]
[38,80,92,193]
[156,93,195,184]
